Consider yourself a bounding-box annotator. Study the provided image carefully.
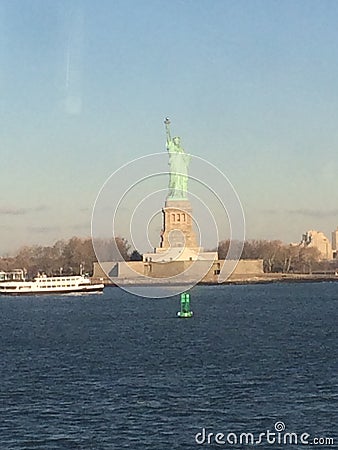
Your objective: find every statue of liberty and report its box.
[164,118,191,199]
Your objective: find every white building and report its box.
[332,227,338,258]
[301,230,333,260]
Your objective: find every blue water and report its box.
[1,283,337,449]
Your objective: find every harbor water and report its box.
[1,283,337,449]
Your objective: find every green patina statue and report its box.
[164,118,190,199]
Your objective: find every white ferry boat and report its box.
[0,273,104,295]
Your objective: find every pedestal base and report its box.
[160,199,198,249]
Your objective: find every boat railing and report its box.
[0,269,25,282]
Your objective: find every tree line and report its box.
[218,239,333,274]
[0,237,138,278]
[0,237,335,277]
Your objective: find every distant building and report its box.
[332,227,338,258]
[301,230,333,260]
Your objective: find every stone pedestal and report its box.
[143,198,218,263]
[159,199,198,249]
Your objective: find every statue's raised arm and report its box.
[164,117,171,145]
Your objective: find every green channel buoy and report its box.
[177,292,193,318]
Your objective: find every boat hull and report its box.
[0,285,104,295]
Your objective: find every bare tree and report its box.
[3,236,133,277]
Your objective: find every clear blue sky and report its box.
[1,0,338,255]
